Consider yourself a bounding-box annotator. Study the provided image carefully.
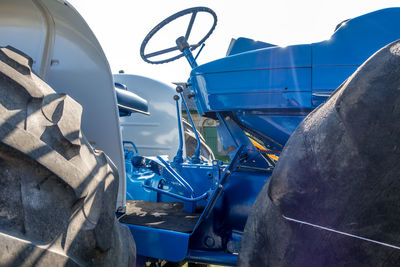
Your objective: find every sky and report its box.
[68,0,400,85]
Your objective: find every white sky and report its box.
[68,0,400,84]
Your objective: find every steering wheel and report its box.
[140,7,217,64]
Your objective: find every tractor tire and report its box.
[238,40,400,266]
[0,46,135,266]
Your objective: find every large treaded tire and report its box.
[238,40,400,266]
[0,46,135,266]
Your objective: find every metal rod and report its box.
[193,146,244,229]
[194,43,205,60]
[142,185,209,203]
[182,47,198,69]
[236,165,273,172]
[157,156,195,197]
[180,91,201,163]
[172,95,184,165]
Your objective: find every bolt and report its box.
[205,236,215,248]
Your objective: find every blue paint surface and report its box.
[190,7,400,148]
[124,8,400,265]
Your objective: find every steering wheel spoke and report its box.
[145,46,179,59]
[185,11,197,40]
[140,7,217,64]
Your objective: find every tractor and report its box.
[0,1,400,266]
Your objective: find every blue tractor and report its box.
[118,6,400,266]
[0,2,400,266]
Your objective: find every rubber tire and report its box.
[0,46,135,266]
[238,40,400,266]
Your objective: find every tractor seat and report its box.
[115,82,149,116]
